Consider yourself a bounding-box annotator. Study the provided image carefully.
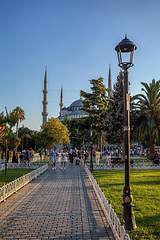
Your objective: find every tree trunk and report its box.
[5,143,8,175]
[16,121,19,138]
[97,137,99,149]
[117,142,120,155]
[149,139,156,160]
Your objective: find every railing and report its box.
[0,162,47,172]
[0,164,48,203]
[0,159,5,164]
[85,165,130,240]
[85,160,160,170]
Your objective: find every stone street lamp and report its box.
[115,35,137,231]
[89,114,94,172]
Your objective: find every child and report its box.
[106,152,111,166]
[96,149,100,166]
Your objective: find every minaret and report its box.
[59,85,64,114]
[108,64,113,97]
[42,67,48,124]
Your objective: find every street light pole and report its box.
[115,35,137,231]
[89,114,94,172]
[90,121,93,172]
[84,129,87,164]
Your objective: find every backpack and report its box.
[72,151,77,157]
[51,150,55,157]
[55,150,58,156]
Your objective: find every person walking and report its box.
[72,148,77,162]
[45,149,48,159]
[69,148,73,165]
[50,147,56,169]
[19,150,24,166]
[93,149,96,159]
[61,148,68,170]
[78,149,81,164]
[28,148,33,167]
[12,149,18,163]
[54,147,58,166]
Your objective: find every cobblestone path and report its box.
[0,163,115,240]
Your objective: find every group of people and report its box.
[50,147,70,170]
[93,149,112,166]
[49,147,113,169]
[50,147,85,170]
[5,148,34,167]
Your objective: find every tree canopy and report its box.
[105,71,124,151]
[13,106,25,138]
[80,77,108,153]
[132,79,160,159]
[62,117,95,149]
[39,117,70,148]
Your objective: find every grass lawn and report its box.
[93,170,160,240]
[0,168,34,187]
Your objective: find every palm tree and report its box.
[13,107,25,138]
[5,107,17,129]
[133,79,160,159]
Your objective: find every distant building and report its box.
[58,86,89,121]
[42,64,112,123]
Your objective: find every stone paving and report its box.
[0,163,115,240]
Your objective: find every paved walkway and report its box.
[0,163,115,240]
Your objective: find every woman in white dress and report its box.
[61,148,68,169]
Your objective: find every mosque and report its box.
[58,86,89,121]
[42,65,112,124]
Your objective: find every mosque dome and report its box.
[68,99,83,111]
[69,99,83,107]
[58,95,89,121]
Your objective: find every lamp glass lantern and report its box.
[115,35,137,69]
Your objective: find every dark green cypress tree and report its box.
[81,77,108,155]
[105,71,124,152]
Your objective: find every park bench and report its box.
[111,157,133,168]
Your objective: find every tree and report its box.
[0,111,6,144]
[0,110,19,149]
[13,107,25,138]
[40,117,70,148]
[5,107,17,130]
[105,71,124,153]
[18,126,38,150]
[133,79,160,159]
[62,117,94,149]
[80,77,108,155]
[0,111,18,175]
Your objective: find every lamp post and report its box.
[115,35,137,230]
[84,129,88,164]
[89,114,94,172]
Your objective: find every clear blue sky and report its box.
[1,0,160,131]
